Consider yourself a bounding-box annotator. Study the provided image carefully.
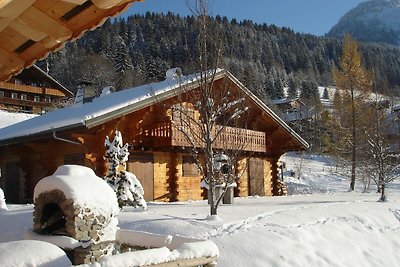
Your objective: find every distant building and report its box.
[272,97,313,122]
[0,65,72,114]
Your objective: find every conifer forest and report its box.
[39,12,400,99]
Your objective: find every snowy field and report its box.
[0,110,37,129]
[1,153,400,266]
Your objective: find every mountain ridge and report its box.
[328,0,400,46]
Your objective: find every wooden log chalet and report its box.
[0,69,309,203]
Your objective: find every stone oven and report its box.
[33,165,120,264]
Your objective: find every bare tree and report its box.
[172,0,250,216]
[362,94,400,201]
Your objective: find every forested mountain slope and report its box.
[39,12,400,100]
[328,0,400,46]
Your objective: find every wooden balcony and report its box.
[138,122,266,153]
[0,82,66,97]
[0,97,54,108]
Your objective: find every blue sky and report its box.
[123,0,367,36]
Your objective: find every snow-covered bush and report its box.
[0,187,7,211]
[104,130,147,210]
[0,240,71,266]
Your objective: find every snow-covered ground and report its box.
[1,153,399,266]
[0,110,38,129]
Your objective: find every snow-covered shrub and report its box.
[104,130,147,210]
[0,187,7,211]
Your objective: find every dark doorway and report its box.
[5,162,20,203]
[39,203,67,235]
[127,153,154,201]
[248,158,265,196]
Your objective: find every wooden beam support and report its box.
[60,0,87,5]
[9,6,72,42]
[0,47,24,77]
[0,0,35,19]
[92,0,130,9]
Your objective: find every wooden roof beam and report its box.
[0,46,24,74]
[92,0,132,9]
[60,0,87,5]
[9,6,72,44]
[0,0,35,19]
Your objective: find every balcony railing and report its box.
[0,81,66,97]
[139,122,266,153]
[0,97,54,108]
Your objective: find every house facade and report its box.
[0,65,72,114]
[0,69,308,204]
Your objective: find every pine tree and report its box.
[113,36,134,90]
[333,34,372,191]
[322,87,329,100]
[287,76,298,98]
[104,131,147,209]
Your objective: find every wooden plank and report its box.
[263,159,273,196]
[10,6,72,42]
[248,158,265,196]
[0,46,24,66]
[0,17,10,32]
[92,0,129,9]
[0,0,35,19]
[236,158,249,197]
[34,0,75,22]
[0,27,28,54]
[60,0,87,4]
[127,153,154,201]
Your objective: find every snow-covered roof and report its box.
[0,69,309,149]
[0,68,204,144]
[272,97,300,105]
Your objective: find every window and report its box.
[182,155,199,177]
[0,91,4,97]
[14,79,23,85]
[34,96,40,102]
[11,93,18,99]
[21,94,27,100]
[45,96,51,103]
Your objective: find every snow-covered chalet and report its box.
[0,68,309,203]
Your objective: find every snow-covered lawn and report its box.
[0,110,37,129]
[1,153,400,266]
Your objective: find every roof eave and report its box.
[0,123,85,147]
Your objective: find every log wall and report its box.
[153,152,172,202]
[263,159,273,196]
[175,154,203,201]
[236,157,249,197]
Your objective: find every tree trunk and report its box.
[379,183,386,202]
[350,86,356,191]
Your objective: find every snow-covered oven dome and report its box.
[33,165,120,264]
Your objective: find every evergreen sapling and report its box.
[104,130,147,209]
